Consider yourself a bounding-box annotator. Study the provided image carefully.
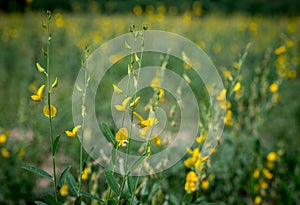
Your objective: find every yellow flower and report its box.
[274,45,286,55]
[158,89,165,102]
[216,89,226,101]
[196,133,208,144]
[1,148,9,158]
[65,125,82,138]
[81,167,90,180]
[18,148,26,158]
[140,117,158,128]
[31,84,45,101]
[115,97,131,112]
[233,82,241,92]
[51,77,58,89]
[233,62,240,69]
[224,110,232,126]
[253,168,260,179]
[222,69,232,80]
[266,161,275,170]
[116,127,128,147]
[152,135,161,146]
[0,133,7,145]
[220,100,232,110]
[269,83,278,93]
[43,104,57,118]
[130,96,141,108]
[254,196,262,205]
[150,77,161,89]
[60,184,68,197]
[259,179,268,189]
[201,180,209,190]
[113,84,123,94]
[262,168,273,179]
[36,62,45,73]
[267,152,277,162]
[184,171,198,193]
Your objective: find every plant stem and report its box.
[46,12,58,202]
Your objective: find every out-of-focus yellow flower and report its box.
[130,96,140,108]
[31,85,45,101]
[224,110,232,126]
[259,179,268,189]
[285,39,294,48]
[220,100,232,110]
[18,148,25,158]
[36,62,45,73]
[115,97,131,112]
[43,104,57,118]
[233,62,240,69]
[150,77,161,89]
[116,127,128,147]
[196,132,208,144]
[254,196,262,205]
[253,168,260,179]
[0,133,7,145]
[65,125,82,138]
[133,5,143,16]
[184,171,198,193]
[274,45,286,55]
[272,93,280,103]
[1,148,9,158]
[60,184,68,196]
[152,135,161,146]
[201,180,209,190]
[269,83,278,93]
[266,161,275,170]
[216,89,226,102]
[222,69,232,80]
[233,82,241,92]
[157,89,165,102]
[267,152,277,162]
[82,167,90,180]
[249,22,257,33]
[262,169,273,179]
[113,84,123,94]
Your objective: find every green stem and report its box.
[46,14,58,202]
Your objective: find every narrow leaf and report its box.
[34,201,47,205]
[57,166,71,191]
[74,196,82,205]
[53,135,60,156]
[44,194,57,205]
[81,191,104,202]
[22,166,52,180]
[127,176,134,196]
[104,169,120,195]
[66,173,79,196]
[128,153,148,174]
[100,122,117,146]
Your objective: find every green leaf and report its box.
[44,194,57,205]
[81,191,104,203]
[34,201,47,205]
[107,199,117,205]
[128,152,148,174]
[66,173,79,196]
[127,176,134,196]
[53,135,60,156]
[57,166,71,191]
[104,169,120,195]
[74,196,82,205]
[22,166,52,180]
[100,122,117,147]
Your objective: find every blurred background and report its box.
[0,0,299,204]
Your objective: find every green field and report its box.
[0,11,299,204]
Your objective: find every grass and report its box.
[0,11,299,204]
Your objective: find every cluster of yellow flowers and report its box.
[113,81,162,150]
[0,132,10,158]
[274,42,297,79]
[252,151,283,205]
[183,132,213,194]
